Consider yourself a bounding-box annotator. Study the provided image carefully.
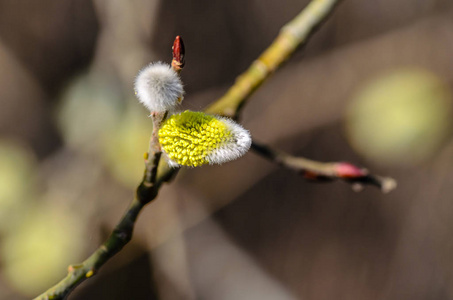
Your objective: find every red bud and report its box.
[172,36,185,70]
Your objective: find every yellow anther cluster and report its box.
[158,111,232,166]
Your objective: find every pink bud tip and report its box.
[335,162,367,178]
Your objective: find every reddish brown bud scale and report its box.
[172,36,185,71]
[303,170,320,180]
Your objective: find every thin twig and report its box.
[206,0,341,118]
[34,2,342,298]
[251,141,397,193]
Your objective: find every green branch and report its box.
[34,1,342,299]
[206,0,341,118]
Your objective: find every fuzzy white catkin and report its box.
[205,117,252,165]
[134,62,184,113]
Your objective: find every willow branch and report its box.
[205,0,341,118]
[35,0,343,298]
[33,37,185,300]
[251,141,397,193]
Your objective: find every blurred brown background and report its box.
[1,0,453,299]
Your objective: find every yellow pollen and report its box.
[158,111,232,166]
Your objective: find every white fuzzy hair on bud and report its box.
[205,117,252,165]
[134,62,184,113]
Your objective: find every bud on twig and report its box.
[172,36,185,72]
[334,162,368,178]
[134,62,184,113]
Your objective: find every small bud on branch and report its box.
[134,62,184,113]
[172,36,185,72]
[334,162,368,178]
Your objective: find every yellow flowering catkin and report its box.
[159,111,251,167]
